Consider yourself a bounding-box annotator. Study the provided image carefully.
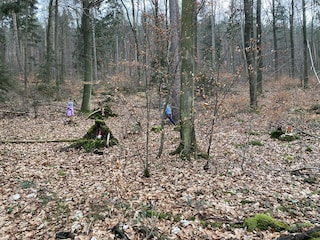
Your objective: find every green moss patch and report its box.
[270,129,285,139]
[311,231,320,238]
[141,209,173,221]
[240,199,255,204]
[20,180,36,189]
[244,214,289,232]
[249,140,263,146]
[270,128,299,142]
[310,104,320,113]
[278,134,299,141]
[288,221,313,233]
[151,125,162,133]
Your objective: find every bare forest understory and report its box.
[0,78,320,240]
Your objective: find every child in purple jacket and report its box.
[65,100,75,124]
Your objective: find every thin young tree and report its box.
[302,0,308,88]
[244,0,257,108]
[142,0,151,177]
[210,0,216,69]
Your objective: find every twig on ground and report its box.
[297,130,320,139]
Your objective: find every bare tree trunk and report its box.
[289,0,295,79]
[54,0,61,98]
[256,0,263,94]
[272,0,278,80]
[178,0,197,160]
[80,0,93,112]
[92,9,98,82]
[142,0,151,177]
[211,0,216,69]
[46,0,54,82]
[169,0,180,122]
[12,12,23,75]
[302,0,308,88]
[0,23,5,64]
[230,0,236,73]
[244,0,256,108]
[12,11,28,106]
[23,12,28,104]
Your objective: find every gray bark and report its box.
[302,0,308,88]
[256,0,263,94]
[80,0,93,112]
[272,0,278,80]
[244,0,257,108]
[169,0,180,121]
[289,0,295,79]
[179,0,197,159]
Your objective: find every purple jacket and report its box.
[66,101,74,117]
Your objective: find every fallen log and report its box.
[0,110,28,116]
[276,227,320,240]
[0,139,78,144]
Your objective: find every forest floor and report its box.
[0,77,320,240]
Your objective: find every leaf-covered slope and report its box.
[0,83,319,239]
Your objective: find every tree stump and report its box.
[71,119,118,152]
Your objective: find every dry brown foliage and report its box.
[0,76,319,239]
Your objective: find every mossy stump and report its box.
[72,119,118,152]
[245,214,289,232]
[270,128,299,142]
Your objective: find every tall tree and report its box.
[157,0,180,159]
[169,0,180,121]
[80,0,93,112]
[178,0,197,159]
[256,0,263,94]
[302,0,308,88]
[289,0,295,79]
[0,21,11,98]
[0,1,25,75]
[93,1,122,74]
[0,24,5,64]
[272,0,278,80]
[210,0,216,69]
[1,0,40,101]
[244,0,257,108]
[54,0,61,97]
[12,11,23,75]
[45,0,54,82]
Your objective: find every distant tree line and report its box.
[0,0,319,103]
